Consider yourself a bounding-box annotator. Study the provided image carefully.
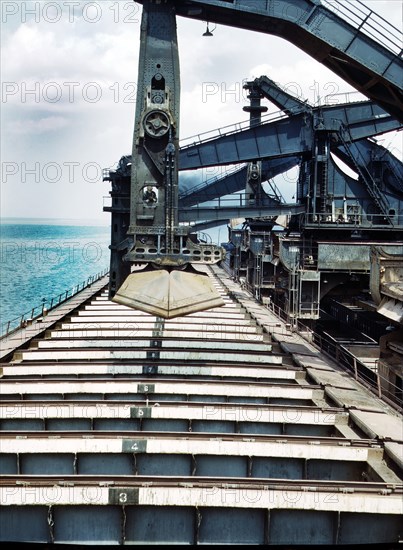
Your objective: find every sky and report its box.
[1,0,402,238]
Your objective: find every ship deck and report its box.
[0,266,402,546]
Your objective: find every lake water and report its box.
[0,219,110,331]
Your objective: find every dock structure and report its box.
[1,266,402,546]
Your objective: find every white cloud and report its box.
[1,0,402,222]
[8,115,71,135]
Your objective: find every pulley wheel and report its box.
[143,110,170,137]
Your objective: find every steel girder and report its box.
[134,0,403,122]
[178,101,401,170]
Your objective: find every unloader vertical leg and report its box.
[111,0,225,318]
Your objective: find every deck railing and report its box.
[265,300,402,413]
[1,268,109,338]
[179,109,287,149]
[322,0,403,56]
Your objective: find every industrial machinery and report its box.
[109,0,225,318]
[104,0,402,323]
[209,78,403,322]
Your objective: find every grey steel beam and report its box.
[249,81,402,225]
[180,165,248,206]
[179,204,306,223]
[179,157,299,207]
[251,75,403,200]
[184,219,231,232]
[335,138,403,195]
[249,76,309,115]
[179,103,400,170]
[136,0,403,122]
[179,113,309,170]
